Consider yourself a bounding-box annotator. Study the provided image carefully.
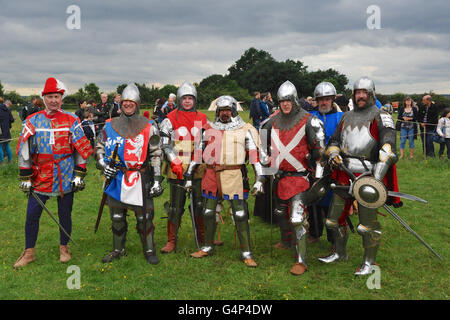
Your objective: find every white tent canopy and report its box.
[208,98,244,111]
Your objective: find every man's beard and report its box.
[356,98,368,108]
[219,115,231,123]
[319,104,331,114]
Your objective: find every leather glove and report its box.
[171,159,184,180]
[149,181,163,198]
[103,166,119,179]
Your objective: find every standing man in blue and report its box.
[249,91,262,129]
[307,82,343,244]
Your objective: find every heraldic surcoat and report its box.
[17,110,93,196]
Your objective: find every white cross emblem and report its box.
[271,126,306,172]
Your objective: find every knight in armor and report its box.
[95,83,163,264]
[258,81,326,275]
[186,95,264,267]
[159,83,208,253]
[321,77,398,275]
[307,82,344,244]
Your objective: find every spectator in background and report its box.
[382,100,393,114]
[259,93,271,123]
[75,100,88,121]
[303,96,314,111]
[93,92,111,135]
[397,97,418,159]
[153,98,166,123]
[266,92,275,114]
[0,98,15,163]
[143,110,156,126]
[335,94,350,112]
[161,94,177,119]
[81,109,96,150]
[21,97,40,121]
[418,95,439,157]
[249,91,262,128]
[311,98,318,110]
[436,108,450,159]
[111,93,121,118]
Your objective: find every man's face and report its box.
[101,94,108,104]
[114,95,121,103]
[422,96,431,106]
[280,100,293,114]
[354,89,369,108]
[218,109,232,123]
[317,96,333,113]
[122,100,137,116]
[181,96,195,110]
[168,97,174,105]
[44,93,63,114]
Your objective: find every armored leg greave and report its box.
[201,198,219,254]
[290,194,308,265]
[136,209,158,264]
[102,208,127,262]
[230,199,254,260]
[192,179,205,245]
[320,194,349,263]
[110,208,127,253]
[355,205,381,275]
[274,201,295,248]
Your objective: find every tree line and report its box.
[1,47,449,109]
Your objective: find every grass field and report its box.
[0,109,448,300]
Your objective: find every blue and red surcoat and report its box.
[17,110,93,196]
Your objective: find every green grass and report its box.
[0,110,448,300]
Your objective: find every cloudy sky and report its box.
[1,0,449,96]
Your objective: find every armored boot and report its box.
[137,213,159,265]
[355,245,379,276]
[160,221,177,253]
[318,227,349,263]
[355,208,381,276]
[13,248,35,269]
[59,245,72,263]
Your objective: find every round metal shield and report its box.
[353,176,387,209]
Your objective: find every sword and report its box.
[383,204,443,261]
[30,190,77,245]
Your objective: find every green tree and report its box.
[84,83,100,102]
[0,80,4,96]
[4,90,24,105]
